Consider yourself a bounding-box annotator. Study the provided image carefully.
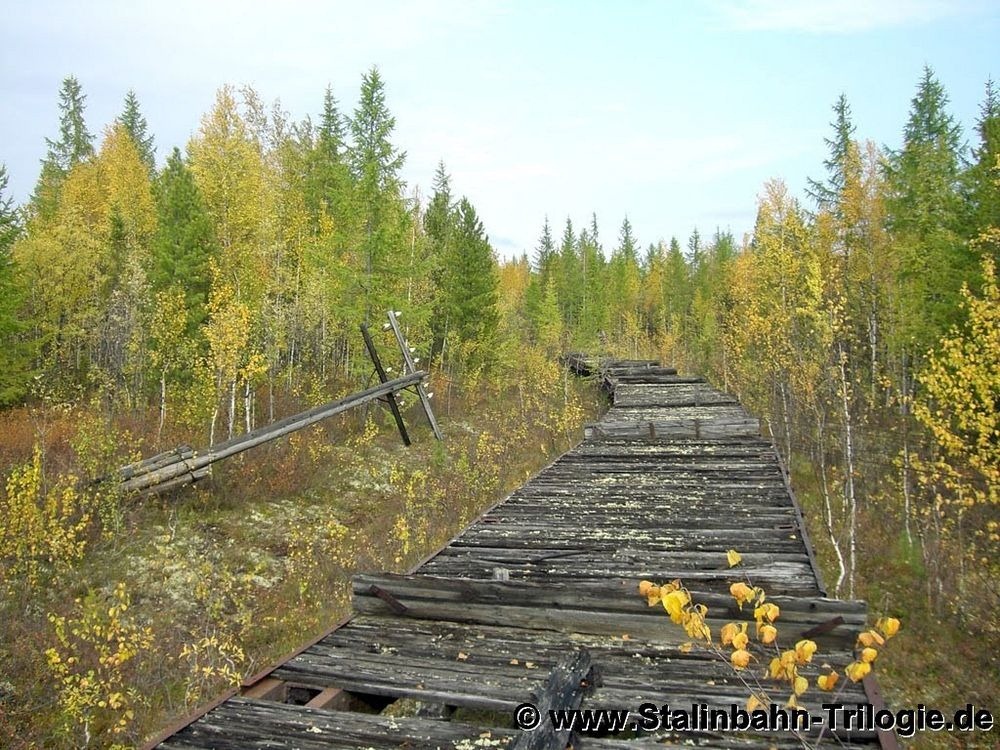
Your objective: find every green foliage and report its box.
[886,65,971,355]
[33,76,95,217]
[349,66,408,321]
[807,93,857,215]
[0,164,32,404]
[152,147,215,333]
[439,197,500,372]
[0,445,92,590]
[117,89,156,174]
[963,79,1000,248]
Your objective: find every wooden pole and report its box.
[386,310,443,440]
[120,372,426,495]
[360,322,411,446]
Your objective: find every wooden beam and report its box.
[304,686,349,709]
[119,371,425,494]
[361,322,410,446]
[242,677,286,701]
[386,310,442,440]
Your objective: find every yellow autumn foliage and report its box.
[914,257,999,508]
[817,671,839,691]
[0,445,92,589]
[45,583,153,743]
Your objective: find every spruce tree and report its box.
[525,216,556,338]
[607,217,641,337]
[886,66,970,354]
[0,164,31,403]
[117,89,156,173]
[32,76,95,216]
[964,79,1000,246]
[664,236,691,329]
[556,217,581,328]
[348,67,407,321]
[425,161,455,358]
[152,147,216,332]
[618,216,638,263]
[319,85,346,161]
[807,93,857,214]
[533,215,556,275]
[309,85,352,220]
[424,161,453,248]
[577,220,607,344]
[440,197,499,370]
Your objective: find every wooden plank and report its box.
[160,697,518,750]
[304,686,349,709]
[351,574,866,647]
[242,677,286,701]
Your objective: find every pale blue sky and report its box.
[1,1,997,258]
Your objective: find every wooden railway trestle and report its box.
[145,355,898,750]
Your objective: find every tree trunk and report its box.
[837,343,858,598]
[815,407,846,595]
[244,380,251,433]
[228,379,236,440]
[157,369,167,450]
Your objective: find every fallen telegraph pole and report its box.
[117,372,426,495]
[113,311,442,496]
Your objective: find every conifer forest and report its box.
[0,63,997,748]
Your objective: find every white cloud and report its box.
[713,0,981,33]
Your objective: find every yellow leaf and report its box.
[730,582,754,609]
[759,624,777,644]
[638,580,655,597]
[877,617,901,638]
[860,647,878,663]
[679,642,693,653]
[755,602,780,623]
[726,549,742,567]
[794,675,808,696]
[731,649,752,669]
[769,656,783,679]
[817,671,839,691]
[845,660,871,682]
[732,631,749,651]
[747,694,763,712]
[794,639,817,664]
[662,589,689,623]
[720,622,739,646]
[857,629,885,648]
